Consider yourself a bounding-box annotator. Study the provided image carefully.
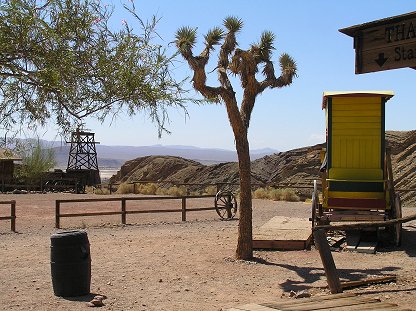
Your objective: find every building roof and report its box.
[0,148,22,161]
[322,91,394,109]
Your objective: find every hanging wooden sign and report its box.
[340,11,416,74]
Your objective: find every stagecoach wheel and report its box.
[393,194,403,246]
[215,191,237,220]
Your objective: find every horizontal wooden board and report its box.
[227,292,413,310]
[253,216,312,250]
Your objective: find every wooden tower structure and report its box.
[66,129,101,186]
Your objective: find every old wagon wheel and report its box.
[215,191,237,220]
[392,194,403,246]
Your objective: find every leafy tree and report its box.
[0,0,187,137]
[14,139,56,182]
[175,17,297,259]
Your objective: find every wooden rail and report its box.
[0,200,16,232]
[55,195,217,229]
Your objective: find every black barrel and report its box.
[50,230,91,296]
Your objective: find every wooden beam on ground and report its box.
[341,275,396,289]
[314,213,416,232]
[313,229,343,294]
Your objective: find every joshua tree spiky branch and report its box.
[175,17,297,260]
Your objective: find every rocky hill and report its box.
[110,130,416,206]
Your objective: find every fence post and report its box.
[121,198,126,225]
[109,183,112,194]
[55,201,60,229]
[11,200,16,232]
[181,197,186,221]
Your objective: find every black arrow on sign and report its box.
[375,53,388,67]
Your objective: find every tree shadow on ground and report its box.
[253,258,399,293]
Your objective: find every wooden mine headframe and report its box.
[67,129,99,170]
[65,129,101,187]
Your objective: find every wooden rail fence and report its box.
[55,195,217,229]
[0,200,16,232]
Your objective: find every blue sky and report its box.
[43,1,416,151]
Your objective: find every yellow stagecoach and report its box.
[311,91,402,246]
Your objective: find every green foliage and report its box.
[223,16,243,33]
[279,53,298,77]
[204,27,224,49]
[175,26,197,50]
[14,140,56,182]
[0,0,187,137]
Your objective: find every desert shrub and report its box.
[94,187,110,195]
[116,182,134,194]
[136,183,158,195]
[156,185,187,196]
[166,186,187,196]
[203,185,217,195]
[268,188,283,201]
[280,189,300,202]
[85,185,111,195]
[253,187,299,202]
[253,188,269,199]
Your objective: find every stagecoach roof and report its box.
[322,91,394,109]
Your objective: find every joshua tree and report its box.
[175,17,297,260]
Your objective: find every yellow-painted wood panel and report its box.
[330,96,382,181]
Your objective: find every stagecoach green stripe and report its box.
[328,181,384,192]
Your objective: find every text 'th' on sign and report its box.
[339,11,416,74]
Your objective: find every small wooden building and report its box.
[0,148,22,183]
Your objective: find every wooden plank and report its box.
[311,302,407,311]
[313,229,342,294]
[253,216,312,250]
[261,293,356,308]
[264,296,381,311]
[230,293,411,311]
[341,275,396,289]
[227,304,277,311]
[252,240,308,250]
[314,212,416,232]
[355,241,377,254]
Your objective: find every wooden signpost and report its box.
[340,11,416,74]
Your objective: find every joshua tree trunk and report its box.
[235,134,253,259]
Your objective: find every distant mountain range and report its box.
[44,142,278,168]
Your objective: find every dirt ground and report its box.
[1,193,416,311]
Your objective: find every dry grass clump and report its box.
[85,185,110,195]
[203,185,218,195]
[159,186,187,196]
[253,187,299,202]
[136,183,158,195]
[116,182,134,194]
